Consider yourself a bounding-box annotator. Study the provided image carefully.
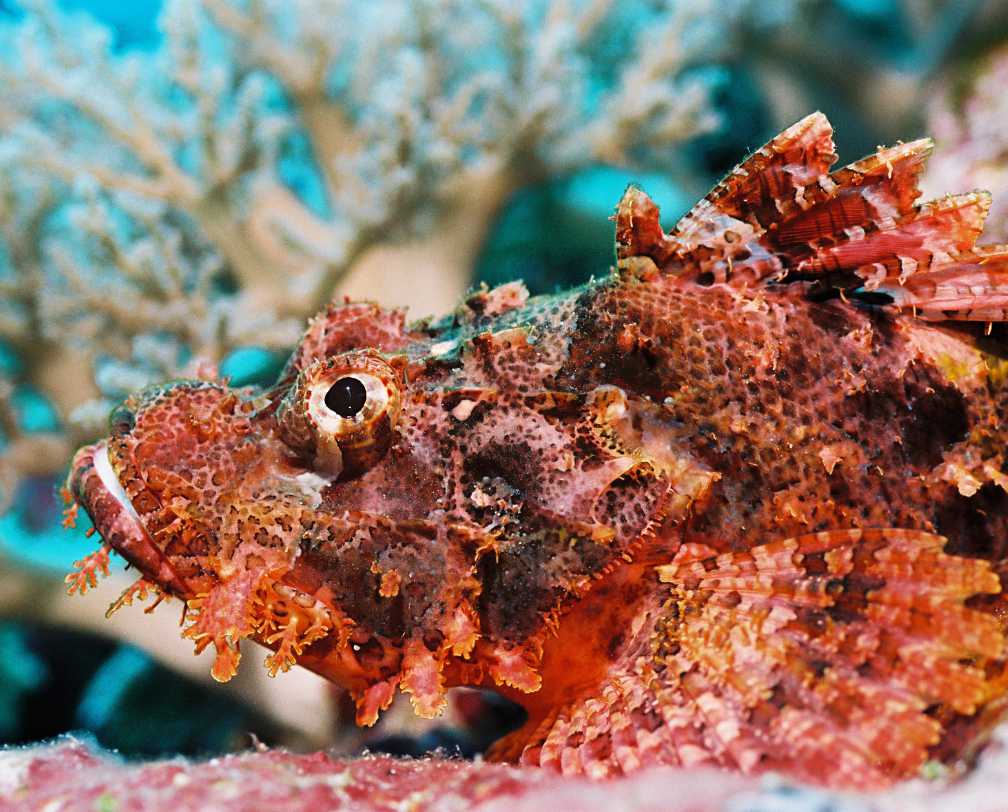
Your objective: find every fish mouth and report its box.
[69,441,191,596]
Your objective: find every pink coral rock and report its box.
[9,732,1008,811]
[1,739,751,812]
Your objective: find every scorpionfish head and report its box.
[67,349,410,602]
[65,294,707,708]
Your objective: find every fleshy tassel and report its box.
[61,501,78,529]
[354,677,399,726]
[260,594,335,677]
[182,569,264,683]
[64,545,111,595]
[400,637,448,718]
[210,643,242,683]
[105,578,168,619]
[489,642,542,693]
[442,604,480,658]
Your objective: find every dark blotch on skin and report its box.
[299,544,406,639]
[807,300,861,336]
[479,535,611,641]
[899,364,970,469]
[463,442,536,500]
[847,362,969,471]
[937,484,1008,563]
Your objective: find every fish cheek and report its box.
[478,535,612,641]
[298,543,406,639]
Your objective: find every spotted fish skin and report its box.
[66,113,1008,789]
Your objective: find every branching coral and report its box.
[0,0,786,507]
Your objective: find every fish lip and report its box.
[69,441,191,597]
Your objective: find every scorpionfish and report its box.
[67,113,1008,789]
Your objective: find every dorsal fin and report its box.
[772,138,933,253]
[614,112,1008,323]
[616,113,840,285]
[875,243,1008,322]
[674,111,838,241]
[614,185,678,272]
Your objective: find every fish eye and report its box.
[277,351,404,478]
[311,371,390,436]
[324,376,368,418]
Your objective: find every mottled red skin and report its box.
[68,114,1008,789]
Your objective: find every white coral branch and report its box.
[0,0,784,495]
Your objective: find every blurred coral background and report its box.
[0,0,1007,771]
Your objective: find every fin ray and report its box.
[518,527,1006,788]
[872,244,1008,321]
[674,112,838,243]
[614,112,1008,322]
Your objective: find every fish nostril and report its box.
[109,404,136,436]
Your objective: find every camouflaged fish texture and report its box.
[66,113,1008,789]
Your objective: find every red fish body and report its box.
[67,113,1008,788]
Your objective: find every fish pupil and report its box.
[325,377,367,418]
